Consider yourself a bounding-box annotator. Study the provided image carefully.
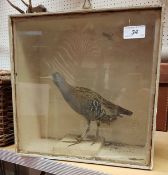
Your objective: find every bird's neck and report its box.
[55,79,73,97]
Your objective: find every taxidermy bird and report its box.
[6,0,47,14]
[42,72,133,144]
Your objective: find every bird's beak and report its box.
[40,75,52,79]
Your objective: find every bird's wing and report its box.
[101,96,133,116]
[72,87,117,108]
[100,97,118,109]
[72,87,132,116]
[72,87,102,101]
[73,87,116,106]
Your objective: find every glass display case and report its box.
[9,8,162,169]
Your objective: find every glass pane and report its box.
[12,9,161,168]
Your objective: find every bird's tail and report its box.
[118,106,133,116]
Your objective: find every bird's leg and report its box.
[76,120,91,142]
[96,121,100,140]
[65,121,91,147]
[91,121,100,144]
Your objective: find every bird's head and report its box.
[40,72,65,86]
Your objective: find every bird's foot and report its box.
[75,136,83,143]
[67,136,83,147]
[91,136,105,145]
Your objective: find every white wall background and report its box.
[0,0,168,70]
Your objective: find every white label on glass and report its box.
[123,25,146,39]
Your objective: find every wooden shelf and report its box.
[0,131,167,175]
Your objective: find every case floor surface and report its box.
[68,131,168,175]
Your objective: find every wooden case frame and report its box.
[9,7,163,170]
